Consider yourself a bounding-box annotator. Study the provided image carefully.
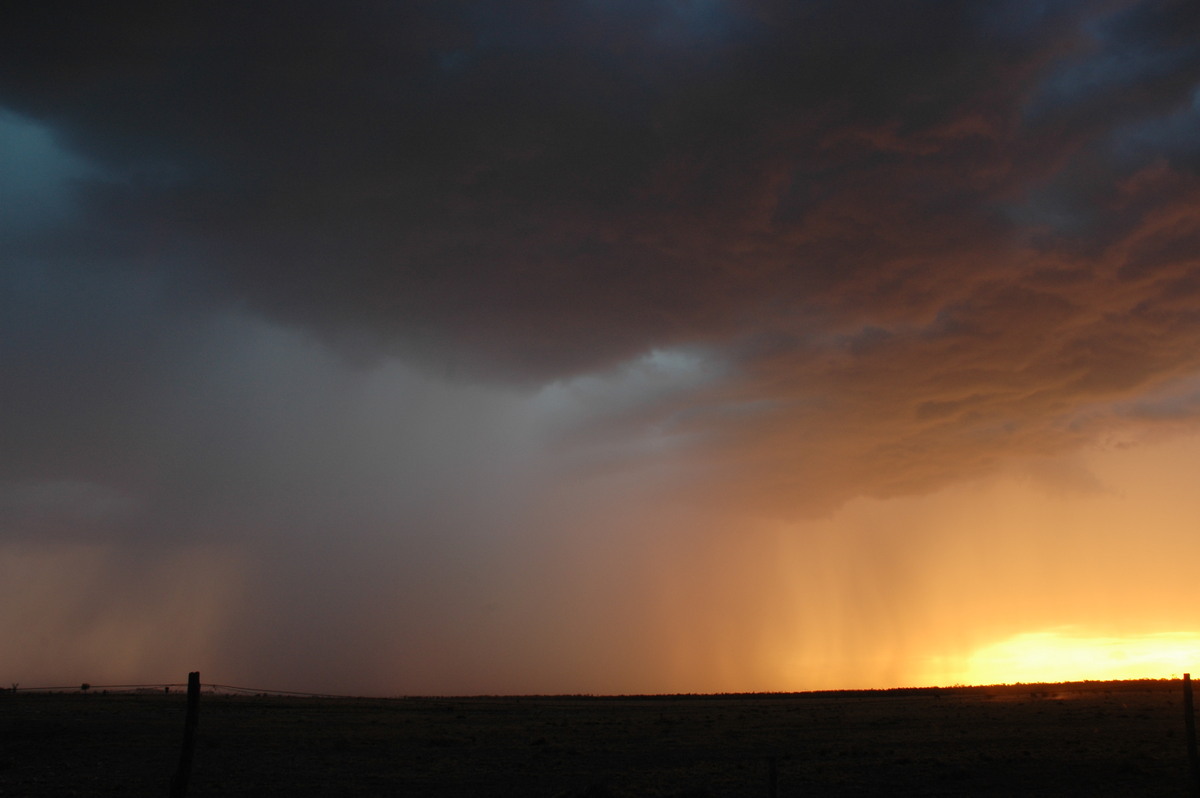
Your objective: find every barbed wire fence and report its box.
[5,680,370,699]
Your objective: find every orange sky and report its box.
[7,400,1200,695]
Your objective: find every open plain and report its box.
[1,680,1195,796]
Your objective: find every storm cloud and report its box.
[4,0,1200,693]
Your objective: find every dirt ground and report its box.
[1,680,1196,796]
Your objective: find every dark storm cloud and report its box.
[3,0,1200,515]
[0,1,1125,376]
[8,0,1200,695]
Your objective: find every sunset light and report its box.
[951,629,1200,687]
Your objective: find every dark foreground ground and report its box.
[1,680,1197,796]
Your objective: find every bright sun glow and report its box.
[954,629,1200,685]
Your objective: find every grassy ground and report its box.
[1,680,1195,796]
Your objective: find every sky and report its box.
[3,0,1200,695]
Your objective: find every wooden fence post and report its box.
[169,672,201,798]
[1185,673,1200,797]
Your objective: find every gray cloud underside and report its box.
[3,0,1200,521]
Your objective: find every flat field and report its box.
[1,680,1196,796]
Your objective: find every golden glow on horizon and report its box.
[948,629,1200,686]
